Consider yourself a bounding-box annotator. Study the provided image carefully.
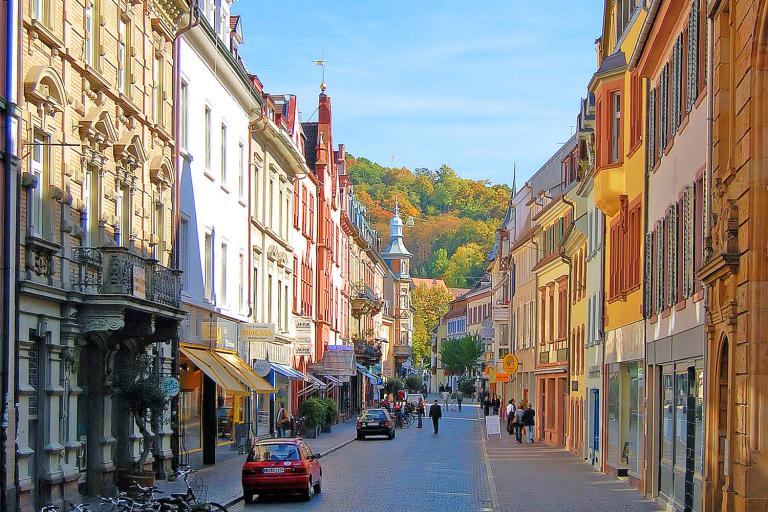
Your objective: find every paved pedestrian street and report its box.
[227,403,660,511]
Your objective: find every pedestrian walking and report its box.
[397,388,405,405]
[523,403,536,443]
[441,389,450,411]
[439,384,445,394]
[275,402,289,438]
[492,395,501,416]
[416,398,425,428]
[456,390,464,411]
[428,399,443,434]
[483,395,491,416]
[513,403,526,443]
[505,399,516,435]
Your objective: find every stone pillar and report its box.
[60,305,82,504]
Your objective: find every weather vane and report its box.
[312,52,328,92]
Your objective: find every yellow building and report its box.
[562,178,588,459]
[589,0,647,490]
[531,157,574,447]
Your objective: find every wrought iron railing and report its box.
[72,247,182,308]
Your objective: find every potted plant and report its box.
[319,398,338,433]
[298,398,325,439]
[113,353,169,491]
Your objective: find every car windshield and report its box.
[247,444,300,462]
[361,410,386,421]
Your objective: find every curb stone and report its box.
[477,408,501,512]
[221,437,357,509]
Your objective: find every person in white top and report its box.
[505,399,517,435]
[441,390,450,411]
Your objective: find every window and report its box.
[179,217,189,291]
[29,133,48,237]
[277,279,283,330]
[252,256,259,320]
[267,275,273,322]
[220,124,227,183]
[153,53,163,125]
[238,142,244,199]
[84,0,97,68]
[117,183,131,246]
[558,284,567,339]
[610,92,621,163]
[301,186,308,236]
[117,17,129,94]
[219,243,228,305]
[293,256,299,313]
[204,232,213,300]
[32,0,49,25]
[152,199,164,260]
[278,188,283,235]
[269,179,274,228]
[309,195,315,240]
[204,107,212,170]
[238,252,244,313]
[284,284,289,333]
[83,166,100,246]
[285,194,290,239]
[180,81,188,150]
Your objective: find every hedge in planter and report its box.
[298,398,326,438]
[405,375,423,392]
[319,398,338,432]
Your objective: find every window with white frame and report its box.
[179,216,189,292]
[238,142,244,199]
[153,53,163,125]
[84,0,97,68]
[220,123,227,184]
[238,252,244,313]
[152,199,164,260]
[117,16,129,94]
[32,0,49,25]
[117,182,131,246]
[610,91,621,163]
[204,232,213,301]
[29,133,47,237]
[180,81,188,150]
[204,106,211,170]
[83,165,100,247]
[219,242,228,305]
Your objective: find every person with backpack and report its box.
[513,403,526,443]
[505,399,517,435]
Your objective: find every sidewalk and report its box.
[156,419,358,507]
[478,414,660,512]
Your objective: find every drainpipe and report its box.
[170,4,198,473]
[2,0,20,509]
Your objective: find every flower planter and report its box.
[117,470,155,494]
[303,425,320,439]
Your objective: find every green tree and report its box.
[442,243,488,288]
[439,335,484,377]
[411,283,453,368]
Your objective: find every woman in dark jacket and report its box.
[483,395,491,416]
[492,396,501,415]
[523,404,536,443]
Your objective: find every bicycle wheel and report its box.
[192,503,228,512]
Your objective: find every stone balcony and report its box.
[351,283,384,318]
[393,344,411,362]
[72,246,183,310]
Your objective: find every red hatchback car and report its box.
[242,438,322,503]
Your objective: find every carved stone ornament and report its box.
[78,306,125,335]
[25,236,59,278]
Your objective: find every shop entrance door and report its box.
[591,389,599,465]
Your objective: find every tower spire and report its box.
[511,162,517,197]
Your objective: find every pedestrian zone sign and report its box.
[485,414,501,439]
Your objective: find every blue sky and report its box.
[234,1,604,186]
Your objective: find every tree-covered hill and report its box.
[347,155,511,287]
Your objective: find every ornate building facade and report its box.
[17,0,188,508]
[700,1,768,510]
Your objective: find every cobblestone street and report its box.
[232,401,493,512]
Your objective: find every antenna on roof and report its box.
[312,51,328,92]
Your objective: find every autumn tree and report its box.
[411,283,453,368]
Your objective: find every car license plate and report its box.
[263,467,284,474]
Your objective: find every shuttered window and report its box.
[647,86,657,170]
[644,232,654,317]
[659,64,669,154]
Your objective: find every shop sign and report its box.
[294,317,312,337]
[239,323,275,343]
[480,319,494,341]
[253,359,271,377]
[502,353,520,374]
[160,377,180,398]
[327,344,353,351]
[294,343,312,357]
[495,372,509,383]
[257,411,270,430]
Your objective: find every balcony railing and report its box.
[393,344,411,359]
[351,282,383,318]
[72,246,182,308]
